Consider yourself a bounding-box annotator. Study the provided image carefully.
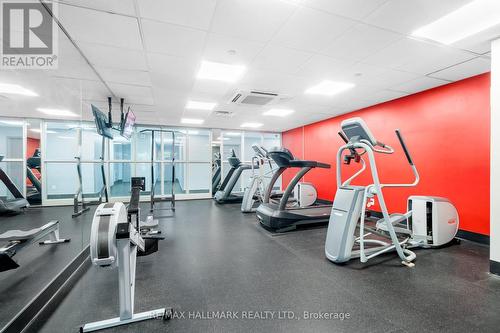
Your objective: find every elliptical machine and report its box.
[325,117,459,267]
[81,177,171,332]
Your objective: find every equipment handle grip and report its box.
[338,131,349,143]
[395,129,413,165]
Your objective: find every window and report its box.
[45,122,79,161]
[243,132,262,161]
[0,120,23,159]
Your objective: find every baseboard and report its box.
[491,260,500,276]
[0,245,90,333]
[317,198,332,205]
[456,230,490,245]
[366,210,490,245]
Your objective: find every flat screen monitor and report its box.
[120,108,136,140]
[91,105,113,139]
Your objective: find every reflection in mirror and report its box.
[211,129,221,194]
[26,119,42,205]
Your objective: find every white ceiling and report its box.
[0,0,495,131]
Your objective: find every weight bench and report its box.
[0,220,70,272]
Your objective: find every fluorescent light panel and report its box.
[181,118,204,125]
[241,122,263,128]
[305,80,355,96]
[412,0,500,44]
[0,120,24,126]
[263,108,294,117]
[197,60,246,82]
[0,83,38,96]
[186,100,216,111]
[37,108,78,117]
[224,132,241,136]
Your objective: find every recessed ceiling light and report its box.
[305,80,355,96]
[224,132,241,136]
[30,128,56,134]
[186,100,217,111]
[0,83,38,96]
[263,108,295,117]
[0,120,24,126]
[187,130,200,135]
[412,0,500,44]
[37,108,78,117]
[241,122,263,128]
[181,118,204,125]
[197,60,246,82]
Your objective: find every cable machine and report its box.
[139,129,177,216]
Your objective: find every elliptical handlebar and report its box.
[378,129,419,189]
[395,129,414,166]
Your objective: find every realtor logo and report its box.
[1,0,58,69]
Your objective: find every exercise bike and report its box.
[81,177,171,332]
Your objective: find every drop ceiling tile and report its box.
[96,68,151,87]
[363,0,471,35]
[77,42,148,71]
[253,44,313,74]
[210,0,297,42]
[428,57,491,82]
[296,55,354,79]
[147,53,198,92]
[364,89,409,104]
[363,37,475,75]
[356,68,421,89]
[331,62,388,86]
[294,84,377,108]
[107,83,155,105]
[141,19,206,58]
[57,0,136,15]
[203,33,265,64]
[238,70,308,96]
[151,90,189,110]
[272,6,355,53]
[191,80,234,98]
[137,0,217,30]
[321,23,402,62]
[57,4,143,50]
[52,58,100,81]
[80,80,111,101]
[391,76,450,93]
[303,0,388,20]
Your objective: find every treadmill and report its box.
[214,149,255,204]
[0,155,29,215]
[256,147,331,232]
[211,152,221,194]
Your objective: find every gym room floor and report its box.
[26,200,500,333]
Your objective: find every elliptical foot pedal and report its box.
[402,261,415,268]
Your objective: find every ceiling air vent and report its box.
[230,90,283,106]
[213,110,235,118]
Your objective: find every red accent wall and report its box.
[282,73,490,236]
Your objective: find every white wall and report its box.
[490,39,500,273]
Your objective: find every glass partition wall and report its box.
[0,119,282,205]
[220,131,282,194]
